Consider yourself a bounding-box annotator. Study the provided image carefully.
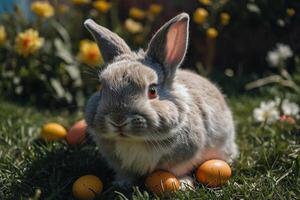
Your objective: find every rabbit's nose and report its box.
[110,112,127,126]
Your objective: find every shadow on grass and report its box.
[9,137,125,200]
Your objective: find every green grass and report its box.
[0,94,299,200]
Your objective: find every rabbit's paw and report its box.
[179,176,195,191]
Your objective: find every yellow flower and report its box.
[124,18,143,34]
[93,1,111,14]
[129,7,146,20]
[71,0,90,5]
[15,29,44,57]
[220,12,230,25]
[78,40,103,66]
[0,26,7,46]
[199,0,212,6]
[31,1,54,18]
[58,4,69,14]
[286,8,295,17]
[148,4,163,16]
[206,27,218,39]
[193,8,208,25]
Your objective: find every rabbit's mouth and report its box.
[91,113,179,141]
[114,128,129,138]
[109,121,131,138]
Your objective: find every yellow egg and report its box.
[41,123,67,141]
[145,170,180,196]
[196,159,231,187]
[66,119,87,145]
[72,175,103,200]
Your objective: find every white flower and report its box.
[274,97,281,106]
[247,3,261,14]
[253,100,280,124]
[266,43,293,67]
[277,19,285,27]
[277,44,293,59]
[267,51,280,67]
[281,99,300,119]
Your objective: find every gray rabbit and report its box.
[84,13,238,188]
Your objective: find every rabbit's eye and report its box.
[148,84,158,99]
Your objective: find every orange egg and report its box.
[66,119,87,145]
[145,170,180,196]
[41,123,67,141]
[196,159,231,187]
[72,175,103,200]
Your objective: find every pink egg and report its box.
[66,119,87,145]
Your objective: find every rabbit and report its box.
[84,13,238,188]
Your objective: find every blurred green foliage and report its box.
[0,0,299,108]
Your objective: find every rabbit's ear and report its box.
[84,19,131,63]
[146,13,189,83]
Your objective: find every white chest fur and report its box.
[114,139,165,175]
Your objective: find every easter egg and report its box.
[196,159,231,187]
[72,175,103,200]
[145,170,180,196]
[66,119,87,145]
[41,123,67,141]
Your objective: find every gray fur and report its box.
[84,19,132,63]
[84,13,238,186]
[146,13,189,85]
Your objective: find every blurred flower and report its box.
[246,3,260,14]
[277,44,293,58]
[78,40,103,66]
[193,8,208,25]
[71,0,90,5]
[220,12,230,25]
[286,8,295,17]
[274,97,281,106]
[93,1,111,14]
[281,99,299,119]
[58,4,69,14]
[199,0,212,6]
[31,1,54,18]
[148,4,163,16]
[277,19,285,27]
[15,29,44,57]
[129,7,146,20]
[266,43,293,67]
[253,100,280,124]
[206,27,218,39]
[124,18,143,34]
[224,68,234,77]
[267,52,279,66]
[0,26,7,46]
